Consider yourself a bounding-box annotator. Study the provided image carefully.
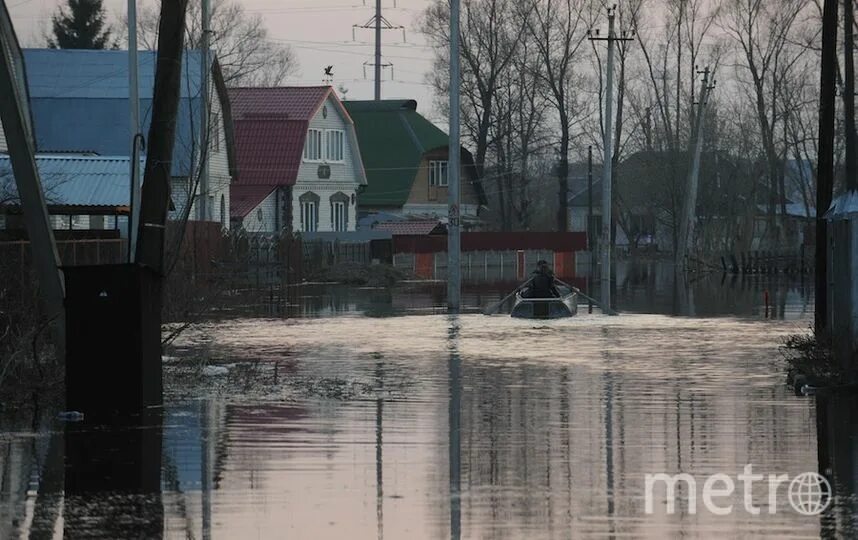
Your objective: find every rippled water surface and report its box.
[2,275,854,539]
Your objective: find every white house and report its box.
[228,86,367,234]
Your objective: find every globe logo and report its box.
[788,472,832,516]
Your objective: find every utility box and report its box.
[64,264,162,414]
[826,191,858,368]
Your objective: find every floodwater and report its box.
[1,266,852,539]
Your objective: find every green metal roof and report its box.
[344,100,451,207]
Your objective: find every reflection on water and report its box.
[817,394,858,537]
[248,261,813,320]
[1,309,847,538]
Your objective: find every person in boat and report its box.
[526,260,559,298]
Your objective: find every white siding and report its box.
[293,185,356,232]
[0,118,7,153]
[292,96,360,232]
[206,90,231,230]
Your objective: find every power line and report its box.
[352,0,406,100]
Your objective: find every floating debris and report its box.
[57,411,84,422]
[202,365,229,377]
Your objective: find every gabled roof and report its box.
[230,185,276,219]
[343,100,483,208]
[21,48,235,177]
[230,86,336,120]
[228,86,366,218]
[1,154,137,209]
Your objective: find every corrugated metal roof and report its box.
[22,49,205,177]
[230,86,331,120]
[0,154,134,207]
[231,117,306,187]
[24,48,201,99]
[373,220,445,236]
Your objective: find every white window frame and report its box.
[332,200,346,231]
[303,128,323,162]
[301,200,318,232]
[429,160,449,187]
[325,129,345,163]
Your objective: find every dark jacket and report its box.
[529,268,558,298]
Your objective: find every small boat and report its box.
[510,290,578,319]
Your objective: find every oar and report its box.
[483,277,533,315]
[554,278,619,316]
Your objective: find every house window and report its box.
[212,113,221,153]
[304,129,323,161]
[220,194,227,229]
[300,192,320,232]
[326,130,344,162]
[330,192,349,231]
[429,160,449,187]
[332,201,346,231]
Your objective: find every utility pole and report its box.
[375,0,381,100]
[198,0,211,221]
[588,145,594,314]
[136,0,190,270]
[589,5,632,312]
[448,0,461,313]
[676,67,715,268]
[0,6,65,358]
[353,1,405,100]
[587,145,594,252]
[128,0,141,261]
[816,0,838,333]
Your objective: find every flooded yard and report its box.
[1,271,852,538]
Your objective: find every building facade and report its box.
[343,100,485,228]
[229,86,366,234]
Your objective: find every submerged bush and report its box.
[782,328,857,387]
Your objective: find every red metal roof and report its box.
[229,86,333,120]
[230,185,276,219]
[232,117,306,187]
[373,220,445,236]
[228,86,356,218]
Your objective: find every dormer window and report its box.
[304,129,323,161]
[326,130,344,162]
[429,160,449,187]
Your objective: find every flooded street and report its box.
[1,272,852,539]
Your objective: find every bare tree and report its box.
[490,23,551,230]
[423,0,529,179]
[721,0,810,246]
[527,0,592,232]
[134,0,297,87]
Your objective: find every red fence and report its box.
[392,232,588,254]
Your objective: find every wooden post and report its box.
[816,0,838,332]
[136,0,190,271]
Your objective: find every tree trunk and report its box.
[816,0,838,333]
[557,111,570,233]
[845,0,857,189]
[136,0,190,270]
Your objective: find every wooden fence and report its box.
[721,248,812,275]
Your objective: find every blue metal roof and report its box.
[0,154,135,207]
[22,49,205,176]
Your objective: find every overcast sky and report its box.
[8,0,440,116]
